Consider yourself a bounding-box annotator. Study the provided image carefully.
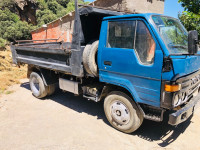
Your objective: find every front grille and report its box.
[176,71,200,106]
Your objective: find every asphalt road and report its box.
[0,79,200,150]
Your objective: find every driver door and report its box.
[98,19,164,107]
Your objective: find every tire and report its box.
[29,72,48,99]
[83,40,99,76]
[104,91,143,133]
[47,84,56,96]
[83,43,93,75]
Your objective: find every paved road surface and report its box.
[0,79,200,150]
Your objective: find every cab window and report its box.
[135,21,156,64]
[107,20,136,49]
[106,20,156,65]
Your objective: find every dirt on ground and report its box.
[0,48,27,95]
[0,79,200,150]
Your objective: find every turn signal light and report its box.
[165,84,181,92]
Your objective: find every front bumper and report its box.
[168,92,200,125]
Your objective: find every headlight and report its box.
[173,92,186,107]
[173,94,179,106]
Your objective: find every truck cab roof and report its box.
[103,13,164,21]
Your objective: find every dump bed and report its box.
[11,40,77,74]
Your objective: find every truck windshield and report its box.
[152,15,188,54]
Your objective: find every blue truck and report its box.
[11,2,200,133]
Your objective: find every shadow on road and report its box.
[21,82,193,147]
[134,115,192,147]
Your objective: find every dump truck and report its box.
[11,1,200,133]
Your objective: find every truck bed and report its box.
[11,41,84,77]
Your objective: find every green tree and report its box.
[0,9,33,42]
[47,0,59,14]
[178,12,200,37]
[36,9,57,27]
[57,0,70,8]
[0,9,20,22]
[178,0,200,38]
[36,0,89,27]
[178,0,200,14]
[0,38,7,49]
[66,0,88,13]
[36,0,48,10]
[0,0,15,9]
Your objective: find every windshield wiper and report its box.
[168,53,200,57]
[169,53,190,56]
[170,45,187,49]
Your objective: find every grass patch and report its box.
[0,47,27,95]
[5,90,14,95]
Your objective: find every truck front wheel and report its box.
[104,91,143,133]
[29,72,48,99]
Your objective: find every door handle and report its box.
[104,61,112,66]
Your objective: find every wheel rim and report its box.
[110,100,131,125]
[32,77,40,95]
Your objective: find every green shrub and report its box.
[36,9,57,27]
[0,38,7,49]
[47,1,59,14]
[56,0,70,8]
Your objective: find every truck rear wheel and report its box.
[29,72,48,99]
[83,40,99,76]
[104,91,143,133]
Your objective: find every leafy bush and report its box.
[178,0,200,15]
[56,0,70,7]
[0,9,20,22]
[36,9,57,27]
[179,12,200,38]
[0,9,33,43]
[0,0,15,9]
[0,38,7,49]
[66,0,87,13]
[47,1,59,14]
[36,0,48,10]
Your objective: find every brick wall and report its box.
[32,12,75,43]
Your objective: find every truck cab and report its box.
[98,13,200,126]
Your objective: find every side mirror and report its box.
[188,30,198,54]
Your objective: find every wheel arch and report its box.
[99,84,145,117]
[27,65,40,78]
[28,65,58,86]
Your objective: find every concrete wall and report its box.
[92,0,164,14]
[31,0,164,42]
[125,0,165,14]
